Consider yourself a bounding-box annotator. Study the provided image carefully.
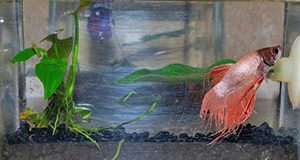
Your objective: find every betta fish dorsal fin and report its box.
[209,64,233,84]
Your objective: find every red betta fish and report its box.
[200,45,282,145]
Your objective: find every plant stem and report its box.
[72,14,79,69]
[53,42,59,59]
[115,98,158,128]
[72,127,100,149]
[66,13,79,98]
[112,139,125,160]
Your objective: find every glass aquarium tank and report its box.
[1,0,300,159]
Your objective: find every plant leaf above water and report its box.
[116,59,236,84]
[35,57,68,99]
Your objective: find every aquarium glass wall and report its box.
[0,0,21,135]
[23,1,286,133]
[2,0,300,160]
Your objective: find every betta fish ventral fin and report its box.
[200,76,264,145]
[209,64,233,84]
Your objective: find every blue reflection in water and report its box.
[87,3,113,40]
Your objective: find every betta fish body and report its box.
[200,45,282,145]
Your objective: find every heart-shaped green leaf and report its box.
[41,32,73,60]
[40,29,64,42]
[117,59,236,84]
[35,57,67,99]
[11,48,36,63]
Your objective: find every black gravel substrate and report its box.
[6,121,297,145]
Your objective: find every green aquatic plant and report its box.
[11,0,159,149]
[117,59,236,84]
[12,0,96,146]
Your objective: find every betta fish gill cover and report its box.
[1,0,300,160]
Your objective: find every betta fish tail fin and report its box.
[200,76,264,145]
[200,89,226,132]
[201,64,233,129]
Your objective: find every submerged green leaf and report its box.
[79,0,92,9]
[117,59,236,84]
[19,108,38,122]
[11,48,36,63]
[41,30,73,59]
[40,29,64,42]
[74,106,92,120]
[123,27,193,46]
[19,108,49,128]
[35,57,67,99]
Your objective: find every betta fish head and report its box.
[257,45,282,67]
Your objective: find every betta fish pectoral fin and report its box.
[209,64,233,85]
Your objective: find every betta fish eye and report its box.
[272,47,279,55]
